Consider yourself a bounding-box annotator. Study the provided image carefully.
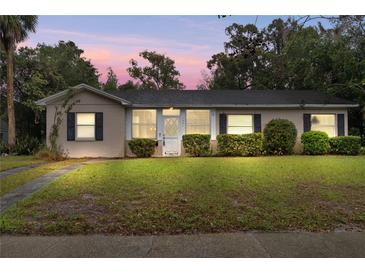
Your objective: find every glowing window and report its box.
[186,110,210,134]
[132,109,157,138]
[227,115,253,134]
[311,114,336,137]
[76,113,95,140]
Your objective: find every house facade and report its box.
[36,84,358,158]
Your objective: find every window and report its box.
[227,115,253,134]
[186,110,210,134]
[132,109,156,138]
[76,113,95,140]
[162,108,180,116]
[311,114,336,137]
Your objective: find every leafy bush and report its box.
[217,133,263,156]
[0,136,42,155]
[329,136,361,155]
[35,146,67,161]
[0,142,10,154]
[360,147,365,155]
[263,119,297,155]
[301,131,330,155]
[128,139,156,157]
[182,134,211,156]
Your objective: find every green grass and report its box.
[0,159,85,197]
[0,156,47,172]
[1,156,364,235]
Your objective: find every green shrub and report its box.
[35,146,67,161]
[329,136,361,155]
[0,136,42,155]
[263,119,297,155]
[182,134,211,156]
[217,133,263,156]
[301,131,330,155]
[128,139,156,157]
[360,147,365,155]
[0,142,10,154]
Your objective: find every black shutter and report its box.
[67,112,75,141]
[219,113,227,134]
[95,112,103,141]
[303,114,311,132]
[253,114,262,132]
[337,114,345,136]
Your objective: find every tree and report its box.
[118,80,139,91]
[103,67,118,91]
[0,40,100,140]
[127,50,185,90]
[0,15,38,147]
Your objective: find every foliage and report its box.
[182,134,211,156]
[217,133,263,156]
[329,136,362,155]
[0,135,41,155]
[360,147,365,155]
[301,131,330,155]
[205,16,365,139]
[0,16,38,148]
[263,119,297,155]
[128,139,156,157]
[118,80,139,91]
[103,67,118,91]
[127,50,185,90]
[0,41,100,141]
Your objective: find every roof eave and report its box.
[129,103,359,108]
[35,84,131,106]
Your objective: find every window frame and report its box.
[75,112,96,141]
[185,109,211,135]
[132,109,157,139]
[310,113,337,137]
[227,114,254,135]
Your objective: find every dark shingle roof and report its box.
[104,89,357,107]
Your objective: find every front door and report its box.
[163,116,179,156]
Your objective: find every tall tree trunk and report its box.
[6,48,16,148]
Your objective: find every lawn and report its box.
[0,156,47,172]
[1,156,364,235]
[0,159,85,197]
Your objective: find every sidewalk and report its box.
[1,232,364,257]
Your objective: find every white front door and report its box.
[163,116,179,156]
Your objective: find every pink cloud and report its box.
[82,46,208,89]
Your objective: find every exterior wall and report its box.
[46,90,125,158]
[215,108,348,153]
[125,107,348,157]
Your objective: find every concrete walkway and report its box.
[0,163,85,213]
[1,232,364,257]
[0,163,46,179]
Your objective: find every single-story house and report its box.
[36,83,358,158]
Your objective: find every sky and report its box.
[23,16,329,89]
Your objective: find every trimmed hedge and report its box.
[301,131,330,155]
[217,133,263,156]
[329,136,361,155]
[263,119,297,155]
[182,134,211,157]
[128,139,156,157]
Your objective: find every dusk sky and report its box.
[23,16,328,89]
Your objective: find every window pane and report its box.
[132,125,156,138]
[311,114,336,137]
[132,109,156,138]
[227,126,253,134]
[77,125,95,138]
[186,125,210,134]
[311,114,335,126]
[162,109,180,116]
[77,113,95,125]
[133,109,156,124]
[228,115,252,127]
[186,110,210,134]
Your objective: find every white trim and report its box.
[36,83,131,106]
[210,109,216,140]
